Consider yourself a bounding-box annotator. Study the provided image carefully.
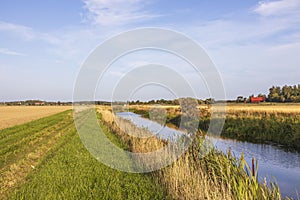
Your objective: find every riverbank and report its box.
[221,111,300,150]
[130,104,300,151]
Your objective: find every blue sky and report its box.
[1,0,300,101]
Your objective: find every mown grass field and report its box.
[0,109,167,199]
[0,106,71,130]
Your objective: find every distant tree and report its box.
[257,93,266,98]
[267,84,300,102]
[236,96,244,103]
[174,99,180,105]
[148,100,155,104]
[205,98,215,104]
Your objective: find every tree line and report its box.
[128,98,216,105]
[268,84,300,102]
[236,84,300,103]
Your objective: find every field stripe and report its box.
[0,111,75,198]
[5,110,167,200]
[0,111,73,168]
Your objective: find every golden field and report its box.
[2,103,298,130]
[0,106,71,130]
[129,103,300,114]
[224,103,300,114]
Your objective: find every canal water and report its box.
[117,112,300,199]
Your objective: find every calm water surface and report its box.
[117,112,300,199]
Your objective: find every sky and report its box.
[0,0,300,101]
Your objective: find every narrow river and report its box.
[117,112,300,199]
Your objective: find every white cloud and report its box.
[254,0,300,16]
[82,0,160,25]
[0,48,26,56]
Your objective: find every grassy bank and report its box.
[0,110,167,199]
[203,109,300,151]
[221,111,300,150]
[99,107,284,200]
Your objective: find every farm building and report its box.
[250,96,265,103]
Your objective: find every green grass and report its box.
[1,110,168,200]
[221,115,300,150]
[0,111,74,169]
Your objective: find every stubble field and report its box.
[0,106,72,130]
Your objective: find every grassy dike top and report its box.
[0,110,168,199]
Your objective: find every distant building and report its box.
[34,101,45,106]
[250,96,265,103]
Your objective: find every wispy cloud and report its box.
[0,21,60,45]
[0,21,35,40]
[0,48,26,56]
[82,0,160,26]
[187,0,300,50]
[254,0,300,16]
[1,1,300,100]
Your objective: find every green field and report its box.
[0,110,167,199]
